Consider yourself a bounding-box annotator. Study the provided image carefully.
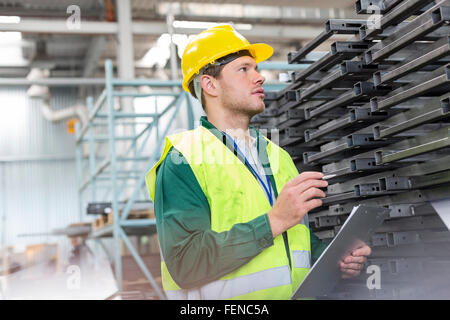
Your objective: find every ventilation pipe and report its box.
[26,68,88,129]
[40,100,88,128]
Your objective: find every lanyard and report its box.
[223,132,274,206]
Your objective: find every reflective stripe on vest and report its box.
[165,265,291,300]
[292,250,311,269]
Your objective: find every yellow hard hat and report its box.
[181,24,274,93]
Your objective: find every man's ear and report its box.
[200,75,218,98]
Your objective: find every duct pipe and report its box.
[40,99,88,129]
[26,68,89,129]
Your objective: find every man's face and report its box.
[216,55,266,117]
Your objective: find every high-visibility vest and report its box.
[146,126,311,299]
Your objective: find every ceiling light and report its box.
[0,16,20,23]
[0,32,27,66]
[173,20,252,31]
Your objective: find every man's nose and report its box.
[254,71,265,85]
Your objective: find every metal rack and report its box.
[75,59,195,299]
[252,0,450,299]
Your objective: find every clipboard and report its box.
[431,198,450,231]
[291,204,390,299]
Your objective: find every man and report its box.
[68,235,93,269]
[146,25,371,300]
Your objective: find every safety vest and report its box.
[146,126,311,300]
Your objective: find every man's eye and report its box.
[239,67,247,72]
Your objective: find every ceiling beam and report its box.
[0,18,342,40]
[158,4,359,24]
[0,19,117,35]
[135,0,355,9]
[0,77,105,86]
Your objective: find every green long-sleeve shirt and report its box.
[154,116,327,289]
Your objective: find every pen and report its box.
[322,174,336,180]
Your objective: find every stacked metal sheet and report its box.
[252,0,450,299]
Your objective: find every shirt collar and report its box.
[200,116,259,142]
[199,116,276,195]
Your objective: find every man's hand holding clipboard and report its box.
[292,205,390,299]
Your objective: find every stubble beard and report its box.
[221,94,266,119]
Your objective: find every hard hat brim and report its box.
[248,43,274,64]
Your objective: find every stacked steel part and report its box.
[251,0,450,299]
